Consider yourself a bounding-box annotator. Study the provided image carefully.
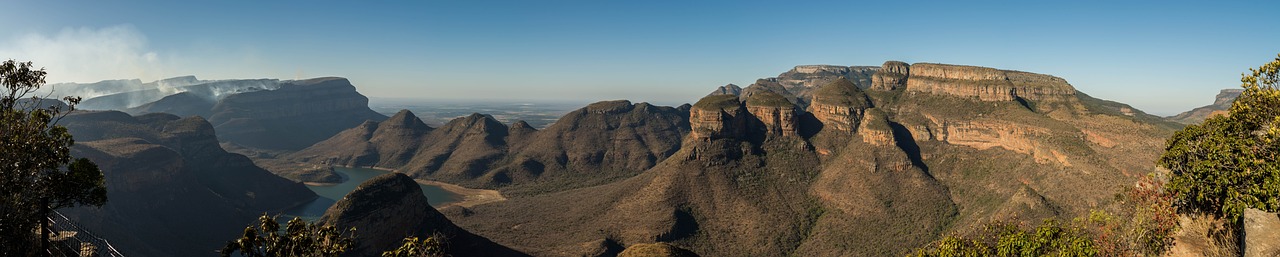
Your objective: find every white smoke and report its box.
[0,24,173,85]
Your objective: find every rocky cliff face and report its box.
[744,91,799,137]
[940,120,1069,166]
[808,78,872,133]
[689,95,748,140]
[905,63,1077,102]
[870,61,909,91]
[59,111,316,257]
[320,173,523,256]
[858,109,895,146]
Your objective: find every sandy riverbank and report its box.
[314,165,507,208]
[415,179,507,208]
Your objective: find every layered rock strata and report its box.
[689,95,748,140]
[870,61,909,91]
[905,63,1076,102]
[808,78,873,133]
[744,91,799,137]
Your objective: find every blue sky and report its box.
[1,1,1276,115]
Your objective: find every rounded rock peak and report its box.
[881,61,910,75]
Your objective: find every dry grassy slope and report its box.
[291,109,434,168]
[449,137,823,257]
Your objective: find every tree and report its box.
[381,235,447,257]
[221,214,357,257]
[0,59,108,256]
[1159,53,1280,223]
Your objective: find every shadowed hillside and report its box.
[58,111,317,256]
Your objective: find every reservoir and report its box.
[284,167,462,220]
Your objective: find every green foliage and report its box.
[1159,53,1280,223]
[381,235,447,257]
[908,219,1098,257]
[692,94,741,111]
[221,214,356,257]
[0,59,107,256]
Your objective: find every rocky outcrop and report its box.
[870,61,909,91]
[1244,208,1280,257]
[1168,88,1243,124]
[808,78,872,133]
[689,95,747,140]
[744,91,799,137]
[320,173,524,257]
[858,109,894,146]
[905,63,1076,102]
[208,77,387,150]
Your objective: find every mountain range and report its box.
[278,61,1182,256]
[48,59,1226,256]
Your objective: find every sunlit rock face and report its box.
[745,91,799,137]
[905,63,1076,102]
[689,94,748,140]
[870,61,910,91]
[809,78,872,133]
[858,108,895,146]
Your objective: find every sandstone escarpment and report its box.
[744,91,799,137]
[870,61,909,91]
[940,121,1070,166]
[689,94,748,140]
[903,114,1072,166]
[905,63,1076,102]
[808,78,872,133]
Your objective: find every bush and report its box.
[1159,53,1280,223]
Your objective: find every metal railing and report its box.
[45,211,124,257]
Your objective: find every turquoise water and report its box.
[283,167,461,220]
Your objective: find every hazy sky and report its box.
[1,1,1276,115]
